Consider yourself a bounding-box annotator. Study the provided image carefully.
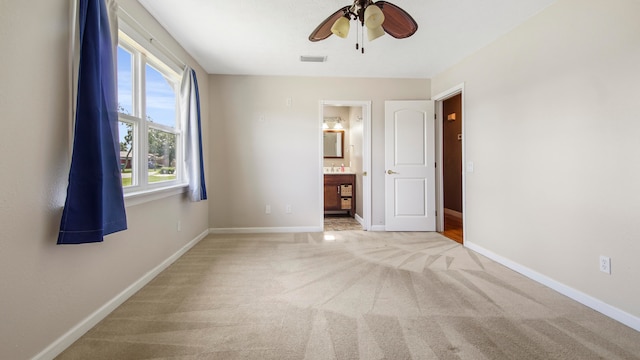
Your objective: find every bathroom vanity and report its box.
[324,173,356,217]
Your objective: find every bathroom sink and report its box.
[324,167,354,174]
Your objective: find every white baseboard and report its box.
[370,225,386,231]
[209,226,323,234]
[354,214,364,226]
[465,241,640,332]
[33,229,210,360]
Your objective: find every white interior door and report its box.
[385,100,435,231]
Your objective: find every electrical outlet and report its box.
[466,161,474,173]
[599,256,611,274]
[177,220,181,232]
[265,205,271,214]
[286,97,292,107]
[285,205,292,214]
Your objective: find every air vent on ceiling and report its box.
[300,56,327,63]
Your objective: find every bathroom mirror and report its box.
[323,130,344,158]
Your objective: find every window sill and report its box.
[124,183,188,207]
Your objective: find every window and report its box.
[117,31,184,193]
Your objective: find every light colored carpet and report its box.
[57,231,640,359]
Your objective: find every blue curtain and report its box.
[180,67,208,201]
[58,0,127,244]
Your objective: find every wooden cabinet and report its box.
[324,174,356,217]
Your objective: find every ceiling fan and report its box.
[308,0,418,53]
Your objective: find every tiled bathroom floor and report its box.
[324,215,362,231]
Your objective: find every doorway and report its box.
[320,101,371,231]
[434,85,465,244]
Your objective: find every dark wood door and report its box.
[324,183,341,210]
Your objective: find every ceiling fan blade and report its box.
[309,6,350,42]
[376,1,418,39]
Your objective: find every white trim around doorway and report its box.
[433,84,465,240]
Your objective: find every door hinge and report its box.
[435,162,437,168]
[434,113,437,120]
[435,210,437,216]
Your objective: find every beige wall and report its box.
[208,76,429,229]
[0,1,209,359]
[432,0,640,319]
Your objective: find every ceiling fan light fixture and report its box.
[309,0,418,50]
[331,16,350,38]
[364,4,385,29]
[367,25,385,41]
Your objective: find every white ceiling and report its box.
[137,0,557,79]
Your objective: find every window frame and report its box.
[117,28,187,201]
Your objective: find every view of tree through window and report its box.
[116,36,180,190]
[119,116,134,187]
[145,63,177,183]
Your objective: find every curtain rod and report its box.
[117,6,186,70]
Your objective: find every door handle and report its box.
[387,170,399,175]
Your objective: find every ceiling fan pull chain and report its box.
[355,20,360,51]
[361,22,365,54]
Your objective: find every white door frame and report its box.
[433,84,466,237]
[319,100,372,231]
